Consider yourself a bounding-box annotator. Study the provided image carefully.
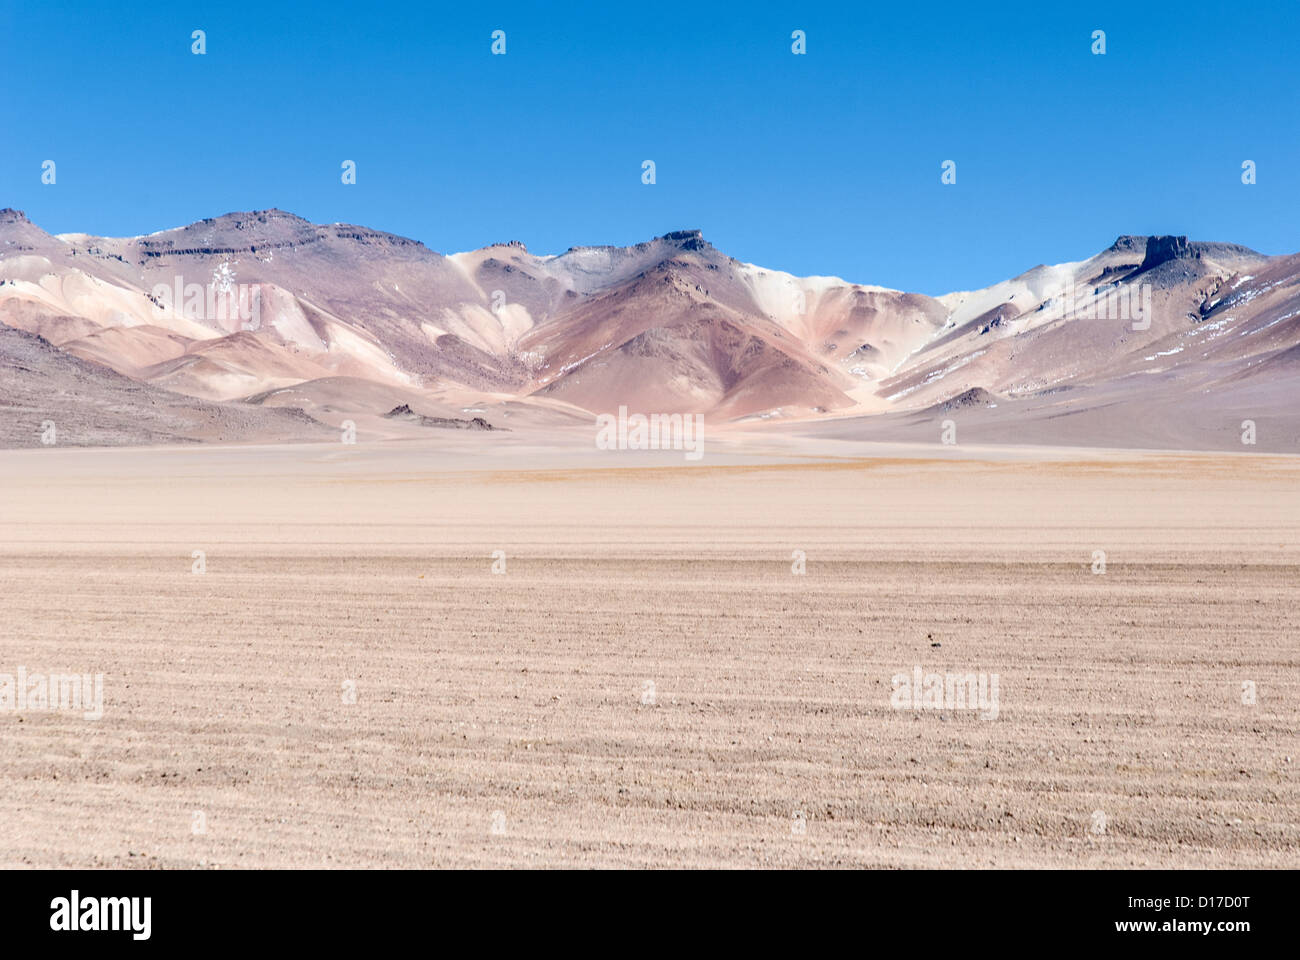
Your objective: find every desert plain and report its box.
[0,431,1296,868]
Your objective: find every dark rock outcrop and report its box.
[383,404,494,430]
[1138,235,1194,272]
[928,386,1001,413]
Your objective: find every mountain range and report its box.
[2,208,1297,450]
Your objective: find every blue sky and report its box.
[2,1,1296,294]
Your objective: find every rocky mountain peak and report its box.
[659,229,708,252]
[1138,235,1194,271]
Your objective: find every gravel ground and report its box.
[0,443,1295,868]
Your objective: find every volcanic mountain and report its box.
[1,208,1297,449]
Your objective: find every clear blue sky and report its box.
[2,1,1296,294]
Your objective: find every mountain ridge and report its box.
[2,208,1296,450]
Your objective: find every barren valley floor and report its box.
[0,439,1296,867]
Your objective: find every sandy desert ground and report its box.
[0,433,1296,868]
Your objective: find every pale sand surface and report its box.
[0,437,1296,867]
